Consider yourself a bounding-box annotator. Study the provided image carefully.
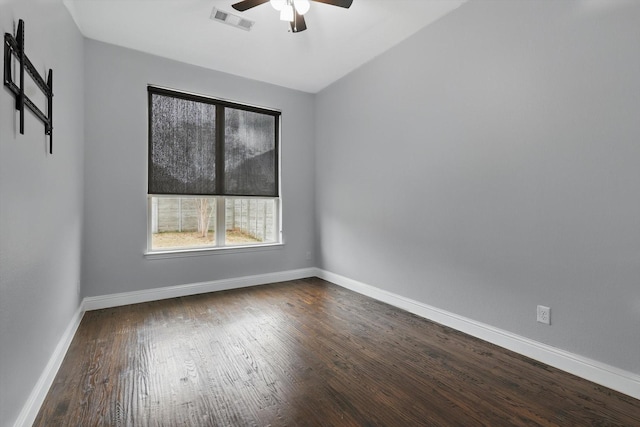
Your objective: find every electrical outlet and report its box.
[537,305,551,325]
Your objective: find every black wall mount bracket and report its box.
[4,19,54,154]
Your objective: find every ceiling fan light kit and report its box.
[232,0,353,33]
[294,0,311,15]
[270,0,286,11]
[271,0,311,16]
[280,3,294,21]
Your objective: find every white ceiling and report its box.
[64,0,466,93]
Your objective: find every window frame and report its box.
[145,85,283,256]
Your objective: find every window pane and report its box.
[224,108,277,196]
[151,197,216,250]
[225,198,277,246]
[149,94,216,194]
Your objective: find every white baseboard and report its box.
[15,268,316,427]
[16,266,638,427]
[316,268,640,401]
[13,306,84,427]
[82,268,317,311]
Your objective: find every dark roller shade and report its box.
[148,87,279,197]
[149,93,217,195]
[224,108,277,196]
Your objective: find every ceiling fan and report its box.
[231,0,353,33]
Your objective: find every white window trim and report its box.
[146,195,283,256]
[143,241,284,260]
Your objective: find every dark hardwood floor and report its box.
[35,278,639,426]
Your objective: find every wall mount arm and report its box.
[4,19,54,154]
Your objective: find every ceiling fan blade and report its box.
[290,11,307,33]
[310,0,353,8]
[232,0,270,12]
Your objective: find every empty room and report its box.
[1,0,639,425]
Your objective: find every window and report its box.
[147,86,281,252]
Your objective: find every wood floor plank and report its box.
[34,278,639,426]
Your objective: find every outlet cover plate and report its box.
[537,305,551,325]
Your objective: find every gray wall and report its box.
[316,0,640,374]
[82,40,315,298]
[3,2,639,424]
[0,1,84,426]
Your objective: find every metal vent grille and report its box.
[238,19,254,30]
[210,7,255,31]
[214,10,228,21]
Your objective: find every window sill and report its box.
[144,243,284,260]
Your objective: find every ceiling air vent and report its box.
[210,7,255,31]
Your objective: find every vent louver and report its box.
[214,10,228,21]
[210,7,255,31]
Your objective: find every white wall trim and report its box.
[16,267,638,427]
[143,242,284,260]
[316,268,640,400]
[13,306,85,427]
[82,268,317,311]
[14,268,316,427]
